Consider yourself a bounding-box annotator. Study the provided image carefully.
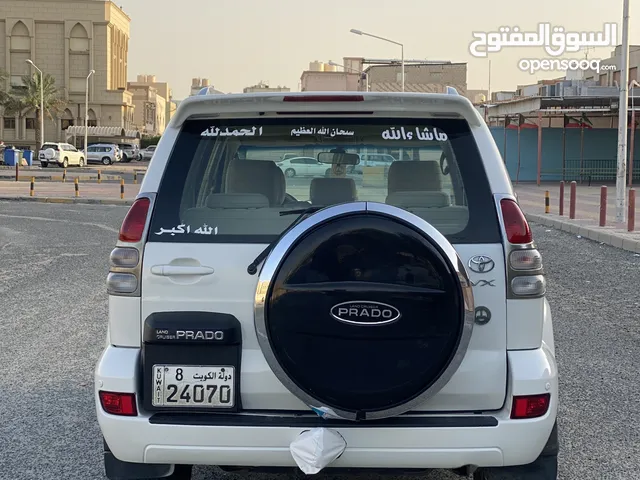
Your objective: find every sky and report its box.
[115,0,635,100]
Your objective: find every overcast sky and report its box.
[116,0,634,99]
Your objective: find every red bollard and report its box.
[559,181,565,216]
[569,181,577,219]
[629,189,636,232]
[599,186,607,227]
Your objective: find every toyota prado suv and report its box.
[96,91,558,479]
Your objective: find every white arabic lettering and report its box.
[290,127,355,137]
[155,224,219,235]
[469,23,617,58]
[201,126,263,137]
[381,126,447,142]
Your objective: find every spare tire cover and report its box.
[44,148,56,160]
[255,203,474,421]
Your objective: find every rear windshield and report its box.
[42,143,59,151]
[148,118,501,244]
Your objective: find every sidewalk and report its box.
[514,183,640,254]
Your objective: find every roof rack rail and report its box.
[446,86,459,95]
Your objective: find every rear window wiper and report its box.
[247,206,324,275]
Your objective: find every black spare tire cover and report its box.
[255,203,474,421]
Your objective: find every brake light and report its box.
[500,198,532,244]
[118,197,150,242]
[99,391,138,416]
[511,393,550,419]
[283,95,364,102]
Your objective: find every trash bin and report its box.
[22,150,33,166]
[3,148,18,166]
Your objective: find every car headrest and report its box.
[310,177,357,206]
[387,161,442,194]
[226,160,286,206]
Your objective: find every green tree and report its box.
[4,72,66,150]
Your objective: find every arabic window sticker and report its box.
[155,224,218,236]
[381,126,448,142]
[201,126,263,137]
[290,127,355,137]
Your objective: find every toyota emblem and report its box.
[468,255,495,274]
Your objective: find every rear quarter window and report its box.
[147,118,501,245]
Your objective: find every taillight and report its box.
[283,95,364,102]
[118,197,150,242]
[99,391,138,416]
[510,393,550,419]
[500,198,532,244]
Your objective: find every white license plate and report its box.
[152,365,235,408]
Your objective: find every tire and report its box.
[474,455,557,480]
[285,168,296,178]
[41,162,48,168]
[79,157,85,167]
[122,154,129,163]
[62,158,68,168]
[166,465,193,479]
[102,157,112,166]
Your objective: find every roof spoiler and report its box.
[446,86,459,95]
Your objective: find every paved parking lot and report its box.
[0,201,638,480]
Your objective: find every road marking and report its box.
[0,213,119,233]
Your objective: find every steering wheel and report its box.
[439,152,450,176]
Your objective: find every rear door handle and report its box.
[151,265,214,276]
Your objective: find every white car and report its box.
[118,143,141,163]
[141,145,156,161]
[39,142,85,168]
[96,91,558,480]
[86,144,120,166]
[276,156,332,178]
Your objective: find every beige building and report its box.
[243,81,290,93]
[300,57,469,99]
[0,0,136,149]
[128,74,173,128]
[127,83,166,136]
[189,77,224,96]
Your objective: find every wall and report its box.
[300,72,360,91]
[489,127,640,182]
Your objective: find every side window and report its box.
[291,158,303,164]
[305,158,317,164]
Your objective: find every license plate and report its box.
[152,365,235,408]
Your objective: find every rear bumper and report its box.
[95,345,558,470]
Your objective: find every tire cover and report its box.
[44,148,56,160]
[255,202,474,421]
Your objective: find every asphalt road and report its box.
[0,201,638,480]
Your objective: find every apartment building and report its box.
[300,57,469,98]
[127,83,166,136]
[128,74,173,128]
[243,81,290,93]
[0,0,135,148]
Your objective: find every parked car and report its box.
[276,156,331,177]
[39,142,85,168]
[86,144,121,165]
[348,153,397,175]
[118,143,141,162]
[96,91,557,480]
[141,145,156,161]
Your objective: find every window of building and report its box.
[4,118,17,129]
[61,119,74,130]
[26,118,36,129]
[88,120,98,127]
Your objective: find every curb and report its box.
[0,196,133,206]
[0,175,123,181]
[526,213,640,254]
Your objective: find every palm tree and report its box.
[4,72,66,149]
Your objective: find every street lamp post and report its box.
[615,0,630,225]
[629,79,640,187]
[84,69,95,161]
[25,60,44,151]
[350,29,404,92]
[328,60,369,91]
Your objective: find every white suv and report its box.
[39,142,85,168]
[96,91,558,480]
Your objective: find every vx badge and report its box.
[468,255,495,274]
